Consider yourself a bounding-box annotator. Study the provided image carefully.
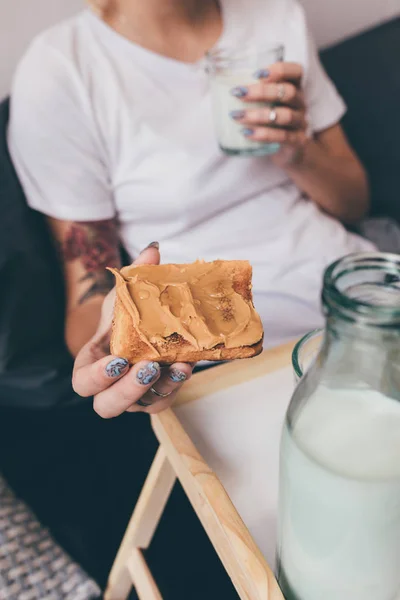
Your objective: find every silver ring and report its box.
[277,84,285,102]
[269,108,278,123]
[150,386,172,399]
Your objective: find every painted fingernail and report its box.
[268,143,282,154]
[241,128,254,137]
[253,68,270,79]
[230,109,245,120]
[105,358,129,378]
[144,241,159,250]
[231,86,248,98]
[169,368,187,383]
[136,362,160,386]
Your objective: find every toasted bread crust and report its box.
[110,260,263,364]
[111,327,263,364]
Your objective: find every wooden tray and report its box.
[173,348,294,568]
[106,342,295,600]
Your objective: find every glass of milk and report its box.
[206,44,284,156]
[277,252,400,600]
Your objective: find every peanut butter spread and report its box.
[110,260,263,355]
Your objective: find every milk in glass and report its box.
[206,45,284,156]
[277,252,400,600]
[278,387,400,600]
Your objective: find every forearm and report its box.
[285,138,370,224]
[66,298,104,357]
[46,217,120,357]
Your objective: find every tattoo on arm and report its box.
[60,220,120,305]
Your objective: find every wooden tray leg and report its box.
[105,446,176,600]
[127,549,163,600]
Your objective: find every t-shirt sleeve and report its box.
[7,37,115,222]
[303,32,347,134]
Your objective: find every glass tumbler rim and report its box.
[205,43,284,70]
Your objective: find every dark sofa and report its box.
[320,17,400,222]
[0,100,78,408]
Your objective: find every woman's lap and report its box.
[0,401,236,599]
[0,402,157,586]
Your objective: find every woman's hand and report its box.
[72,246,194,417]
[230,62,308,167]
[231,62,369,222]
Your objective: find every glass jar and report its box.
[205,44,284,157]
[276,252,400,600]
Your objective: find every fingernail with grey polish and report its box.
[231,86,248,98]
[253,68,270,79]
[230,109,245,120]
[106,358,129,378]
[242,128,254,137]
[269,143,282,154]
[169,368,187,383]
[145,241,159,250]
[136,362,160,386]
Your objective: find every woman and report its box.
[8,0,373,417]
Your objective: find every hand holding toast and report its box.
[72,245,193,417]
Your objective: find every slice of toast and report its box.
[109,260,263,364]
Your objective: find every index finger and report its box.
[73,349,131,397]
[261,62,303,84]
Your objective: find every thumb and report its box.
[133,241,160,266]
[94,242,161,344]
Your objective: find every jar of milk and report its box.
[206,44,284,156]
[277,252,400,600]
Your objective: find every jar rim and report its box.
[205,43,284,65]
[322,252,400,326]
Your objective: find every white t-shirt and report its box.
[8,0,374,348]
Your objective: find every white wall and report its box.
[0,0,83,99]
[0,0,399,98]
